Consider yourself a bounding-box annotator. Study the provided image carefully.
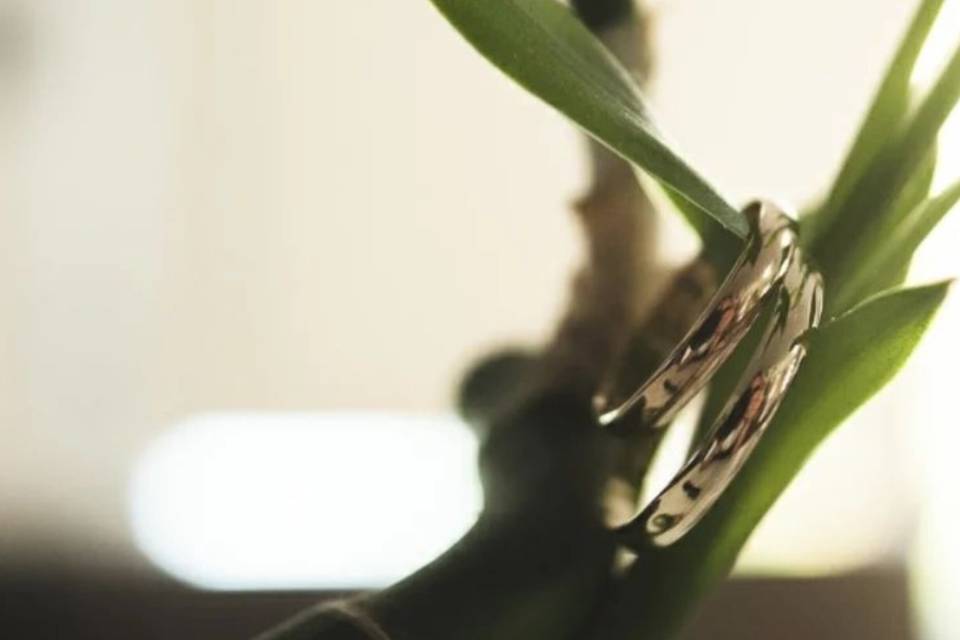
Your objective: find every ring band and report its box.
[598,201,824,547]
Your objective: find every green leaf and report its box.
[428,0,748,238]
[805,0,945,244]
[601,282,951,640]
[894,43,960,184]
[831,178,960,314]
[886,138,940,229]
[811,40,960,271]
[815,140,938,311]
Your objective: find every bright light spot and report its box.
[912,473,960,640]
[913,0,960,90]
[908,202,960,637]
[129,412,482,590]
[908,3,960,635]
[639,393,699,508]
[906,281,960,639]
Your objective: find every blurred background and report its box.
[1,0,959,638]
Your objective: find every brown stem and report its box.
[256,3,678,639]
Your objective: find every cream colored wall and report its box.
[0,0,921,566]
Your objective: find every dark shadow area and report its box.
[0,566,914,639]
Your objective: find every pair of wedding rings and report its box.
[595,201,823,548]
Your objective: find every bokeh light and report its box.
[129,412,482,590]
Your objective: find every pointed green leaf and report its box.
[887,138,940,226]
[806,0,945,243]
[814,140,938,306]
[895,43,960,183]
[831,178,960,313]
[428,0,748,238]
[812,41,960,269]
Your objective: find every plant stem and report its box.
[257,3,667,638]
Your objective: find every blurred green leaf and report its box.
[887,138,940,228]
[830,178,960,313]
[893,43,960,182]
[811,41,960,274]
[428,0,748,238]
[817,141,938,312]
[805,0,945,244]
[602,282,950,639]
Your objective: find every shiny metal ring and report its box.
[598,201,824,548]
